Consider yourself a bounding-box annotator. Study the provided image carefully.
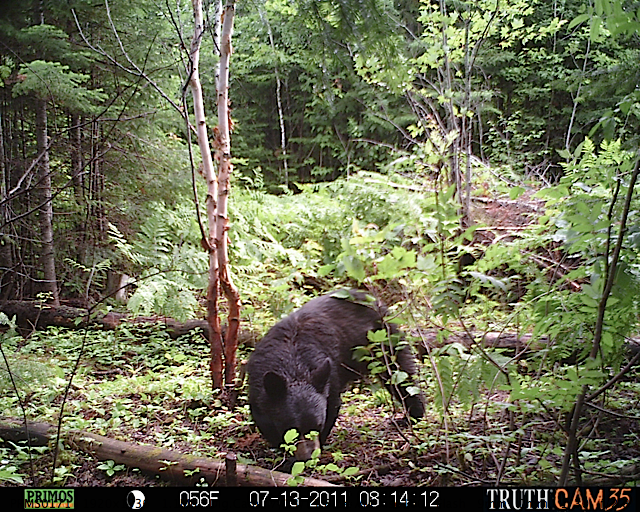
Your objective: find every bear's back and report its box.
[250,292,386,387]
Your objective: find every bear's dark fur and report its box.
[247,290,424,458]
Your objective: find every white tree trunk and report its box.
[259,7,288,185]
[216,3,241,386]
[189,0,240,390]
[190,0,224,388]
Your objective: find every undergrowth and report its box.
[2,145,640,485]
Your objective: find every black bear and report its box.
[247,289,425,460]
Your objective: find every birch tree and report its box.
[74,0,242,391]
[188,0,241,391]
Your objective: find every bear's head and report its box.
[250,359,332,460]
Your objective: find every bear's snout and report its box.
[295,437,321,461]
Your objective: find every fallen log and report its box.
[0,300,125,332]
[412,328,548,354]
[413,328,640,361]
[2,301,635,363]
[0,301,257,346]
[0,418,333,487]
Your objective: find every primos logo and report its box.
[24,489,75,509]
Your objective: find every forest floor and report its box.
[2,193,639,488]
[13,380,639,488]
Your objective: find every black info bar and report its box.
[7,486,638,511]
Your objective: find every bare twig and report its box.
[72,5,191,130]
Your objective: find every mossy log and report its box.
[0,418,332,487]
[0,301,257,346]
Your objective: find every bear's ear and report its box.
[263,371,287,399]
[311,359,331,393]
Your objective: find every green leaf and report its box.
[283,429,299,444]
[343,255,366,282]
[0,469,24,484]
[406,385,422,397]
[595,0,604,16]
[367,329,390,343]
[342,467,359,477]
[331,289,353,300]
[291,462,305,477]
[468,271,508,292]
[390,370,409,385]
[509,186,526,200]
[590,16,603,40]
[534,186,569,201]
[318,264,335,277]
[568,13,591,29]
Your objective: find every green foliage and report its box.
[1,0,639,488]
[570,0,640,38]
[0,315,64,410]
[231,0,409,183]
[4,21,103,112]
[13,60,105,113]
[109,203,208,320]
[15,24,81,63]
[531,139,640,366]
[97,459,126,477]
[0,441,47,485]
[431,343,511,412]
[353,329,411,384]
[227,171,455,321]
[0,449,26,484]
[510,359,607,412]
[279,429,358,486]
[64,258,112,298]
[403,0,640,177]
